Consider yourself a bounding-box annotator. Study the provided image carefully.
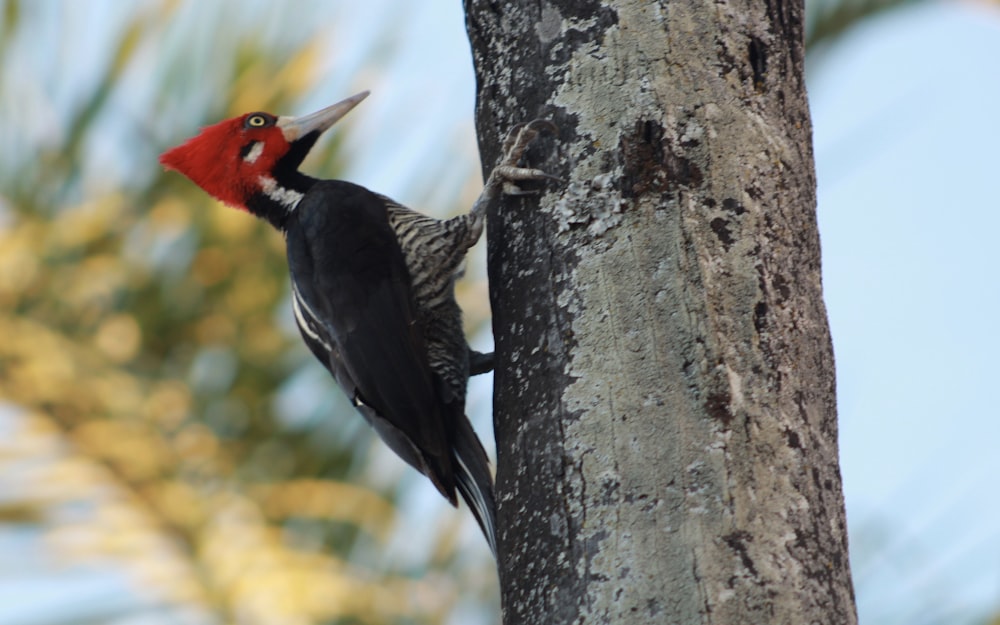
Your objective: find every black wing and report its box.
[285,180,456,501]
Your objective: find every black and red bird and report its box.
[159,91,553,556]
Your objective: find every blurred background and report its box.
[0,1,996,624]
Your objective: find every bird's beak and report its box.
[278,91,370,142]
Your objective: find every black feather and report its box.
[284,180,496,551]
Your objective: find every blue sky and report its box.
[2,1,999,624]
[813,3,1000,622]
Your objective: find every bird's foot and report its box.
[488,119,560,196]
[468,350,494,376]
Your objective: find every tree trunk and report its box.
[464,1,857,624]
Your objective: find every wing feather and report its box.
[285,180,455,498]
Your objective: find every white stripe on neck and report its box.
[258,175,303,209]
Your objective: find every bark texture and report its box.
[464,1,856,624]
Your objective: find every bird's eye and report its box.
[245,113,274,129]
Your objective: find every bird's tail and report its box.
[453,417,497,558]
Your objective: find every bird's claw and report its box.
[500,119,555,160]
[490,119,560,195]
[468,350,494,376]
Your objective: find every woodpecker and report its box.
[159,91,554,556]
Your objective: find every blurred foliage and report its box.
[0,1,489,624]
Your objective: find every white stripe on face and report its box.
[243,141,264,164]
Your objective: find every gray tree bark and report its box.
[464,1,856,624]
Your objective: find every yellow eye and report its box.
[245,113,274,129]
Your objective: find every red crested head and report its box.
[160,112,287,210]
[160,91,370,213]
